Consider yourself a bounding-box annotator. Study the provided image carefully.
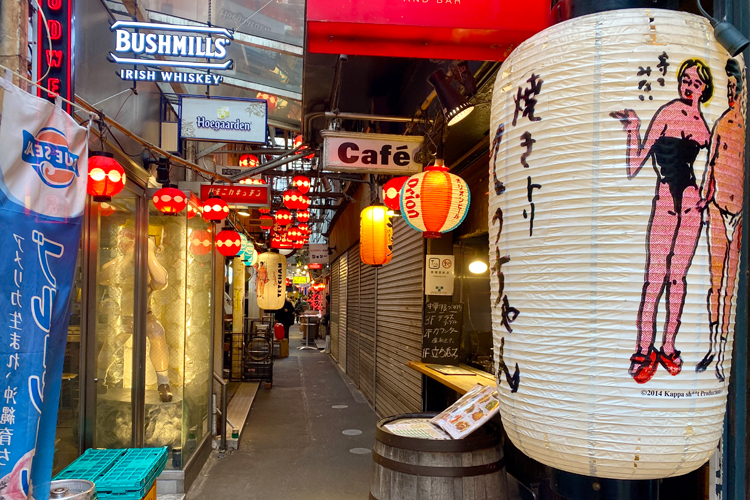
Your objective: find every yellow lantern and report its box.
[360,205,393,266]
[256,252,287,310]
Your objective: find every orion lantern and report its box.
[153,186,187,214]
[488,9,746,480]
[87,151,126,202]
[360,205,393,266]
[275,209,293,226]
[292,175,311,194]
[202,192,229,221]
[400,159,470,238]
[215,229,241,257]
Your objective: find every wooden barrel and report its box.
[370,413,507,500]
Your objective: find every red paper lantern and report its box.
[98,202,116,217]
[87,152,126,202]
[383,176,408,212]
[239,178,266,185]
[189,229,212,256]
[293,135,315,160]
[257,92,279,114]
[287,225,303,242]
[259,214,274,228]
[293,240,305,249]
[275,209,293,226]
[259,207,271,214]
[202,193,229,221]
[296,209,310,223]
[187,193,201,219]
[283,188,305,210]
[216,229,242,257]
[239,154,259,168]
[299,194,310,209]
[153,186,187,214]
[297,222,310,235]
[274,322,285,340]
[292,175,311,194]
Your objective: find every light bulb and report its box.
[468,261,488,274]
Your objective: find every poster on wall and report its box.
[425,255,454,296]
[489,9,745,480]
[180,96,267,143]
[0,75,90,499]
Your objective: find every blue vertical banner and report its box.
[0,74,89,499]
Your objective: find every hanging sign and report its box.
[308,263,323,270]
[180,96,267,143]
[425,255,454,296]
[308,244,329,264]
[0,75,90,499]
[489,9,745,480]
[109,21,233,85]
[422,302,463,365]
[200,183,270,206]
[293,276,308,284]
[321,131,423,175]
[37,0,74,113]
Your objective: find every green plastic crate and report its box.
[55,449,126,482]
[95,447,167,497]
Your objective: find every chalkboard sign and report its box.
[421,302,463,365]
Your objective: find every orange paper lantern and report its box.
[360,205,393,266]
[239,154,259,168]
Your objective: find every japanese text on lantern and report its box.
[490,72,545,394]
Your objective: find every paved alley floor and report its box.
[187,330,378,500]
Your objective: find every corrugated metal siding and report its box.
[347,244,361,386]
[330,257,340,362]
[375,217,424,417]
[359,262,377,406]
[338,250,348,371]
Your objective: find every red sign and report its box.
[308,263,322,270]
[307,0,551,60]
[200,184,270,206]
[37,0,74,112]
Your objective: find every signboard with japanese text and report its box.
[321,131,423,175]
[489,9,746,480]
[293,276,308,284]
[0,75,90,499]
[308,244,329,264]
[421,302,463,365]
[180,96,266,143]
[200,183,269,206]
[37,0,74,113]
[425,255,454,296]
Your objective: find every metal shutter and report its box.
[359,262,377,406]
[375,217,424,417]
[330,257,340,362]
[347,244,361,385]
[338,250,348,371]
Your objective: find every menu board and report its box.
[421,302,463,365]
[431,384,501,439]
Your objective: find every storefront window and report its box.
[94,194,139,448]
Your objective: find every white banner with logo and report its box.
[321,131,423,175]
[179,96,266,143]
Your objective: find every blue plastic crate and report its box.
[55,448,126,482]
[95,447,167,497]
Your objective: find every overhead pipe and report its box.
[229,146,308,181]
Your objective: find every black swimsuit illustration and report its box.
[611,58,713,385]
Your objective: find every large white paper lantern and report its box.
[490,9,745,480]
[256,252,287,310]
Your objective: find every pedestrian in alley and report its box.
[275,297,296,339]
[294,296,308,323]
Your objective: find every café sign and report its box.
[109,21,234,85]
[321,131,423,175]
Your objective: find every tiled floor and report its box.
[187,330,378,500]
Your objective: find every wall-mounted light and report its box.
[468,260,488,274]
[428,69,474,126]
[237,211,250,217]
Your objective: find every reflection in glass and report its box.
[94,195,138,448]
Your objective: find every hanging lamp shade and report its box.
[259,214,274,229]
[360,205,393,266]
[428,69,474,126]
[215,229,242,257]
[98,202,116,217]
[189,229,212,257]
[256,252,287,310]
[275,209,293,226]
[489,9,744,480]
[239,154,260,168]
[87,151,126,202]
[400,160,470,238]
[292,175,311,194]
[283,188,305,209]
[202,193,229,221]
[383,176,408,212]
[153,186,187,214]
[296,209,310,223]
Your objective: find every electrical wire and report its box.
[32,0,53,84]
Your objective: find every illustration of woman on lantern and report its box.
[611,58,713,384]
[97,225,174,402]
[697,58,746,382]
[257,261,268,298]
